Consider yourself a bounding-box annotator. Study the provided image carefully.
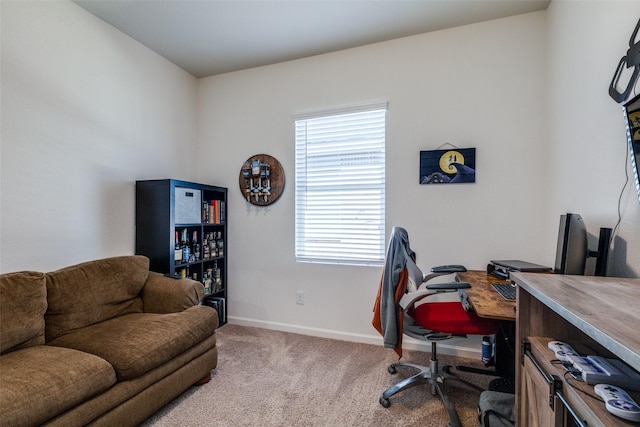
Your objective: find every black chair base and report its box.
[451,364,496,376]
[379,343,486,427]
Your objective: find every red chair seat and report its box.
[413,301,498,336]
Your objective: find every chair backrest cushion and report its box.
[0,271,47,354]
[45,256,149,341]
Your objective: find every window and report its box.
[295,103,386,266]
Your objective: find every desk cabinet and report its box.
[512,273,640,427]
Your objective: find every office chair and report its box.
[372,227,499,427]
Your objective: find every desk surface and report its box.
[512,272,640,372]
[458,270,516,321]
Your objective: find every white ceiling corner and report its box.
[73,0,551,78]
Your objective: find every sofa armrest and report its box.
[142,272,204,314]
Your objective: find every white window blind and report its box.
[295,104,386,266]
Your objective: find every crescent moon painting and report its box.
[420,148,476,185]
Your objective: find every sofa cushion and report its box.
[44,336,217,427]
[142,272,205,313]
[48,305,217,380]
[45,256,149,341]
[0,345,116,427]
[0,271,47,354]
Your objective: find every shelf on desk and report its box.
[526,336,640,427]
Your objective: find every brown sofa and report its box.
[0,255,218,426]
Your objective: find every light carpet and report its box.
[140,324,497,427]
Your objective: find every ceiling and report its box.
[74,0,550,78]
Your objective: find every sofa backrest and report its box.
[0,271,47,354]
[45,256,149,341]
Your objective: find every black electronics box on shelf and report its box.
[488,260,552,280]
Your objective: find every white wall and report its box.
[0,1,198,272]
[196,12,548,353]
[546,1,640,277]
[2,0,638,357]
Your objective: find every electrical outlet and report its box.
[296,291,304,305]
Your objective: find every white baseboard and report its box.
[227,316,482,360]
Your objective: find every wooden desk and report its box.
[457,270,516,321]
[512,272,640,426]
[457,270,517,377]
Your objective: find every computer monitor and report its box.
[554,213,611,276]
[555,213,588,275]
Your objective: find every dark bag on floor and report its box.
[477,391,515,427]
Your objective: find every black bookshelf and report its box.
[135,179,227,325]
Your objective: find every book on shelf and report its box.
[212,297,225,324]
[203,296,226,325]
[203,200,226,224]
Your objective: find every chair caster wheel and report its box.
[379,397,391,408]
[388,365,397,374]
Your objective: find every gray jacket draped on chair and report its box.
[372,226,414,356]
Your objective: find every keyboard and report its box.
[491,283,517,301]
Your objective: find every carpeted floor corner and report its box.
[140,324,498,426]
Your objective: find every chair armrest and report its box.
[422,266,466,284]
[425,282,470,291]
[142,272,204,314]
[400,282,470,310]
[430,264,467,273]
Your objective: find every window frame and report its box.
[294,103,387,266]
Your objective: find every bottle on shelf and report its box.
[181,228,190,263]
[202,232,210,259]
[209,232,217,257]
[174,231,182,262]
[204,268,213,294]
[192,230,200,261]
[216,232,224,257]
[212,261,222,293]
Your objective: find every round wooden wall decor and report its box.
[238,154,285,206]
